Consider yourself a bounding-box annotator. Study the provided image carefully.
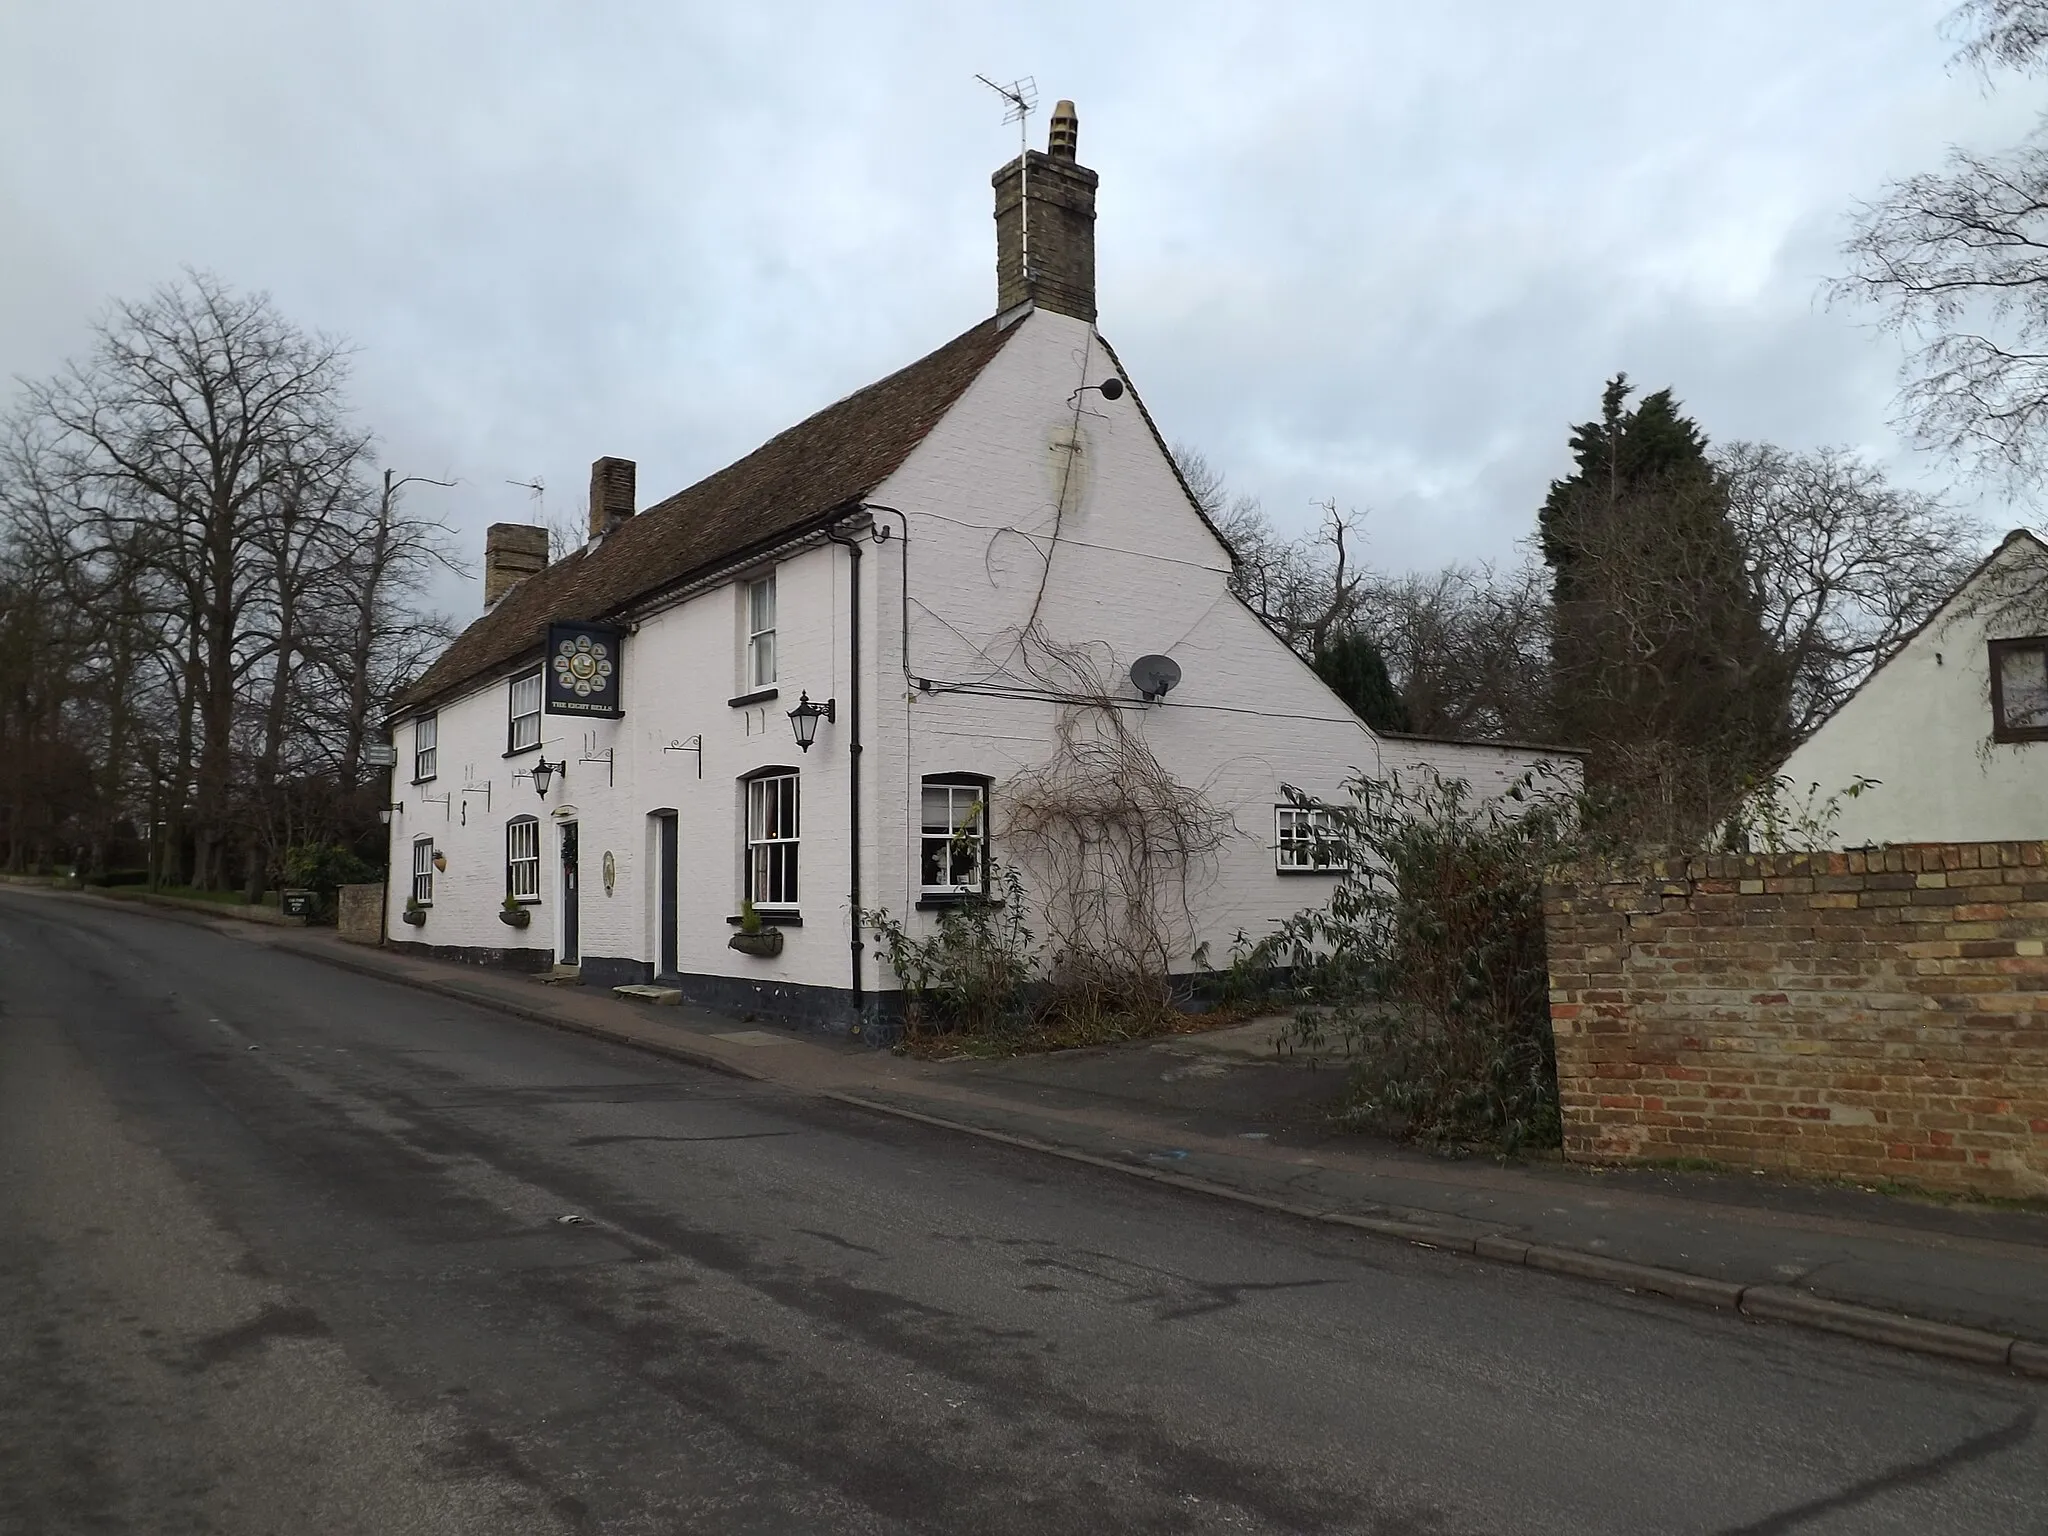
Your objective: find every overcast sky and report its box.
[2,1,2036,611]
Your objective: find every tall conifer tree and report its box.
[1539,375,1787,838]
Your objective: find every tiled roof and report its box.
[399,316,1018,712]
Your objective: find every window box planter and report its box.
[498,906,531,929]
[401,907,427,928]
[727,928,784,958]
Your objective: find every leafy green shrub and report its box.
[1252,765,1582,1153]
[1724,773,1879,853]
[862,857,1038,1039]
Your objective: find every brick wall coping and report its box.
[1550,841,2048,891]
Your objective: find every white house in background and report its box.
[381,101,1572,1030]
[1772,529,2048,845]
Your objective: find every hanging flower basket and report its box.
[401,907,427,928]
[728,929,783,958]
[498,906,531,929]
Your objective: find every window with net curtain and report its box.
[413,713,437,782]
[508,671,541,752]
[411,838,435,903]
[745,770,799,908]
[506,816,540,901]
[747,573,776,689]
[921,776,989,894]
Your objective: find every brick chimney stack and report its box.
[993,98,1097,323]
[588,456,636,541]
[483,523,549,608]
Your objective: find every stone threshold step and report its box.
[614,983,682,1005]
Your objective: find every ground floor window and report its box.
[1275,805,1346,873]
[744,770,799,908]
[921,776,989,894]
[411,837,435,903]
[507,816,540,900]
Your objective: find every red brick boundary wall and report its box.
[1544,843,2048,1196]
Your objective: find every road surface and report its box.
[2,888,2042,1534]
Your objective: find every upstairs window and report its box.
[921,776,989,895]
[508,670,542,753]
[413,713,438,783]
[744,769,799,909]
[747,574,777,689]
[1990,637,2048,743]
[506,816,541,901]
[411,837,435,904]
[1275,805,1347,874]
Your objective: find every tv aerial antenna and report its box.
[977,74,1039,290]
[508,476,545,520]
[975,73,1037,153]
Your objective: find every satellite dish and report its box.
[1098,377,1124,401]
[1129,654,1181,702]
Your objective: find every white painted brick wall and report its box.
[386,307,1580,995]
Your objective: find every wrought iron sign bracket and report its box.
[663,734,703,779]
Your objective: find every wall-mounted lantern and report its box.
[378,802,403,825]
[530,758,567,798]
[787,692,836,753]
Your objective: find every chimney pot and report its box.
[1048,100,1078,161]
[483,522,549,608]
[588,456,636,541]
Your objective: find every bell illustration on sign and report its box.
[602,850,616,896]
[553,632,613,697]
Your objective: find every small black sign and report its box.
[544,622,624,718]
[280,889,315,918]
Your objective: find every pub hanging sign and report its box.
[544,621,624,718]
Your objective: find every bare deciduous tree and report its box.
[1175,442,1369,656]
[0,272,454,886]
[1949,0,2048,75]
[1354,563,1553,742]
[1837,1,2048,479]
[1715,442,1986,735]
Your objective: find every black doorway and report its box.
[656,812,679,978]
[560,822,580,966]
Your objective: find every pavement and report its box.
[56,883,2048,1375]
[6,883,2046,1534]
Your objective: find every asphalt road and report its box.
[3,890,2044,1535]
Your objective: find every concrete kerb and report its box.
[62,890,2048,1385]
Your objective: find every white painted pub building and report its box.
[383,102,1565,1029]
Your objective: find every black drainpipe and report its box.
[824,520,865,1023]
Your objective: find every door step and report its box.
[614,984,683,1006]
[534,964,581,986]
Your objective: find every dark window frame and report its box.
[1989,636,2048,743]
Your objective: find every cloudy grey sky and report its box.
[2,1,2035,609]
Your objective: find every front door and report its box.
[560,822,580,966]
[657,813,679,978]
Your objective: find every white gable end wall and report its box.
[1774,537,2048,845]
[863,308,1573,966]
[382,304,1577,1028]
